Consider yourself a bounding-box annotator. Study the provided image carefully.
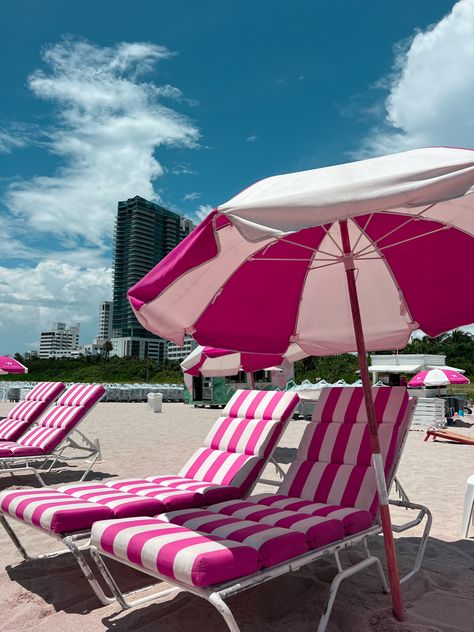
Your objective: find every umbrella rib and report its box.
[350,218,418,328]
[322,224,344,255]
[351,213,374,252]
[376,225,450,253]
[354,203,438,257]
[279,238,340,259]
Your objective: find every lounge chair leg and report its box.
[90,547,180,608]
[63,536,115,605]
[317,555,388,632]
[389,499,432,583]
[0,514,31,560]
[208,593,241,632]
[79,451,99,481]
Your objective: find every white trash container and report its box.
[148,392,163,413]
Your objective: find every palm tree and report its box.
[102,340,113,360]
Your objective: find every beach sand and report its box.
[0,401,473,631]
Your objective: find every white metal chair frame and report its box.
[0,397,104,486]
[86,398,432,632]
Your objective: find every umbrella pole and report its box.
[339,220,404,621]
[249,372,256,389]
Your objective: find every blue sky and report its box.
[1,0,472,353]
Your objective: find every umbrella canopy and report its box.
[0,356,28,375]
[408,368,469,387]
[181,344,307,377]
[128,147,474,622]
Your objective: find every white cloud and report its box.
[194,204,214,222]
[6,38,199,246]
[359,0,474,156]
[0,260,112,353]
[246,134,258,143]
[182,192,201,201]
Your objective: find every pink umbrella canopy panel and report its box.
[408,368,469,387]
[128,148,474,355]
[0,356,28,375]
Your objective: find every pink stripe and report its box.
[244,391,267,418]
[279,393,300,421]
[228,391,251,418]
[155,534,210,580]
[373,388,391,423]
[183,449,214,479]
[220,454,251,485]
[209,416,236,449]
[313,464,339,503]
[226,418,252,453]
[331,424,353,463]
[202,451,233,482]
[287,461,314,497]
[356,427,371,465]
[344,389,364,422]
[307,424,330,461]
[261,391,283,420]
[319,389,342,423]
[223,523,270,542]
[340,467,367,507]
[243,419,270,455]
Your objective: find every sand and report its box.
[0,401,473,631]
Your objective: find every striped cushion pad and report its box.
[144,475,241,504]
[4,400,49,423]
[0,418,31,442]
[0,442,44,457]
[25,382,66,402]
[91,517,262,587]
[59,480,202,513]
[179,448,263,490]
[249,494,373,535]
[162,507,338,557]
[222,389,300,422]
[56,383,106,409]
[0,488,113,533]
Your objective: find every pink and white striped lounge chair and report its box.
[88,387,431,632]
[0,383,106,485]
[0,389,300,603]
[0,382,65,442]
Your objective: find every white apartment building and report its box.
[166,335,198,362]
[39,322,80,359]
[110,336,166,362]
[97,301,114,343]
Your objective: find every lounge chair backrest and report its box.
[14,384,106,453]
[179,389,300,494]
[0,382,65,441]
[278,387,412,515]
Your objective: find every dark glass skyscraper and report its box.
[112,196,191,343]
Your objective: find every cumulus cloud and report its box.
[182,192,201,201]
[6,38,199,245]
[194,204,214,222]
[0,260,112,351]
[359,0,474,156]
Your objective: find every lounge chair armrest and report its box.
[389,499,432,584]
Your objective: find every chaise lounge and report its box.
[0,383,105,485]
[0,381,65,441]
[88,386,431,632]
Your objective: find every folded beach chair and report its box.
[0,383,105,485]
[0,389,300,603]
[0,382,65,442]
[87,387,431,632]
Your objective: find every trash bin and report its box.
[147,392,163,413]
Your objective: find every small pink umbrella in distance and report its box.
[0,356,28,375]
[408,368,469,388]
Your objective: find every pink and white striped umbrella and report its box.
[408,368,469,388]
[128,147,474,620]
[0,356,28,375]
[181,344,307,377]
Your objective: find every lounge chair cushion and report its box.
[143,475,242,504]
[250,494,374,535]
[199,500,345,548]
[91,517,262,587]
[0,419,32,442]
[55,383,106,409]
[60,480,203,513]
[161,509,309,567]
[0,489,113,534]
[0,442,44,457]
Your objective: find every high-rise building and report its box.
[39,322,80,359]
[112,196,194,358]
[166,335,198,362]
[97,301,114,343]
